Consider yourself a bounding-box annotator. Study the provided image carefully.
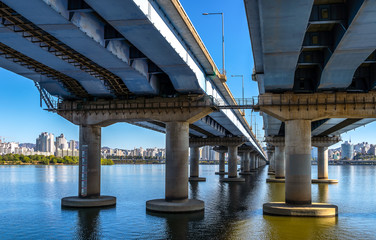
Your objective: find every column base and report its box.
[189,177,206,182]
[215,171,228,175]
[312,179,339,184]
[146,199,204,213]
[61,196,116,208]
[268,172,276,175]
[239,172,253,175]
[220,177,245,182]
[263,202,338,217]
[266,178,285,183]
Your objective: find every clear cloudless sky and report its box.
[0,0,374,149]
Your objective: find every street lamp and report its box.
[202,12,225,75]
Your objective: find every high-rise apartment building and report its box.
[56,134,68,150]
[36,132,55,153]
[341,141,354,160]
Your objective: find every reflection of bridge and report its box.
[0,0,266,212]
[245,0,376,216]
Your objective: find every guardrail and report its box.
[214,97,259,109]
[48,95,218,112]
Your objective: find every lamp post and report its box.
[202,12,225,75]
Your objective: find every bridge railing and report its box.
[214,97,259,109]
[50,95,218,112]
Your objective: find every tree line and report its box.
[0,154,114,165]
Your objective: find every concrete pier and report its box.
[285,120,312,205]
[312,137,340,184]
[189,146,206,182]
[265,137,285,183]
[147,122,204,213]
[267,147,275,175]
[244,152,251,172]
[215,150,228,175]
[239,151,252,175]
[221,145,245,182]
[263,120,337,217]
[318,147,328,179]
[250,153,256,170]
[275,146,285,179]
[62,125,116,207]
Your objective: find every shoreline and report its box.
[2,162,376,166]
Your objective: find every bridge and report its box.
[245,0,376,216]
[0,0,266,212]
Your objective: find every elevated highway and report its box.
[245,0,376,141]
[245,0,376,217]
[0,0,265,211]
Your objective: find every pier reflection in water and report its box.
[62,206,115,240]
[1,165,376,239]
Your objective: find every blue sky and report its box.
[0,0,374,149]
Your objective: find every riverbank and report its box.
[312,160,376,165]
[0,154,114,165]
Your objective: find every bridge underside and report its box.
[0,0,265,158]
[246,0,376,139]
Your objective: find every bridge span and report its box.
[0,0,266,212]
[245,0,376,217]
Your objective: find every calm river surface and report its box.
[0,164,376,239]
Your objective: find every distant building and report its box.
[56,134,68,150]
[368,145,376,155]
[332,150,341,160]
[200,146,218,160]
[341,141,354,160]
[36,132,55,153]
[68,140,78,151]
[0,141,35,155]
[311,148,318,160]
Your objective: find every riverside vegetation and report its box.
[0,154,114,165]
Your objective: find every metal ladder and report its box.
[34,81,56,110]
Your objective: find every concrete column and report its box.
[219,152,226,172]
[189,147,200,178]
[215,148,227,175]
[317,147,328,179]
[275,146,286,179]
[243,152,251,172]
[228,146,238,178]
[165,121,189,201]
[285,119,312,205]
[268,151,275,172]
[240,154,244,171]
[189,146,206,181]
[221,145,245,182]
[62,125,116,207]
[250,153,256,170]
[79,125,101,198]
[146,121,204,212]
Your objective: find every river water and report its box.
[0,164,375,239]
